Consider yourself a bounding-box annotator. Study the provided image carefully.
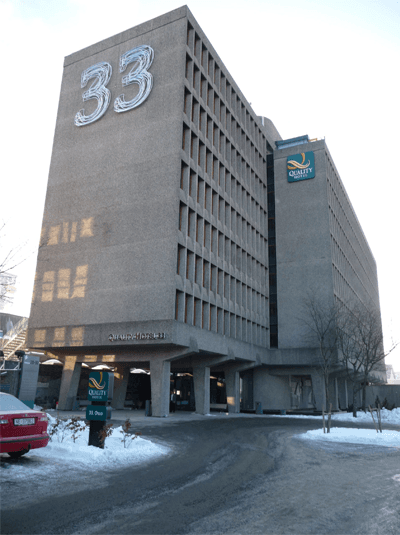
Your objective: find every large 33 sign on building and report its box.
[287,152,315,183]
[74,45,154,127]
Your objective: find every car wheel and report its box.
[8,451,27,459]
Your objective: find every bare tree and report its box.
[301,295,341,412]
[337,302,397,416]
[336,306,364,417]
[350,305,396,412]
[0,220,27,310]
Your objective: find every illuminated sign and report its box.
[287,152,315,182]
[74,45,154,127]
[88,371,109,401]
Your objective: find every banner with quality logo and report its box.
[287,152,315,183]
[88,371,109,401]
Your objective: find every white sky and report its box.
[1,0,399,368]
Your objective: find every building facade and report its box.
[27,6,384,414]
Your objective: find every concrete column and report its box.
[193,365,210,415]
[311,371,326,411]
[112,363,131,409]
[337,378,348,410]
[333,378,339,410]
[299,383,312,409]
[150,359,170,417]
[225,369,240,413]
[58,356,82,410]
[327,378,339,411]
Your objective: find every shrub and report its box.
[120,419,142,448]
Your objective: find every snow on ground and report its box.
[299,427,400,448]
[269,407,400,426]
[272,408,400,448]
[1,409,399,484]
[38,414,171,468]
[0,413,170,480]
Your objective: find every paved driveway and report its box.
[1,414,399,534]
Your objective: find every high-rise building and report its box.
[27,6,384,415]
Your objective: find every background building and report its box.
[27,6,384,415]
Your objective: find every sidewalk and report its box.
[46,408,263,427]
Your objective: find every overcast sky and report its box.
[1,0,399,367]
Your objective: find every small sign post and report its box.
[86,405,107,421]
[86,371,112,448]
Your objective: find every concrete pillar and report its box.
[311,371,326,411]
[327,378,339,411]
[225,369,240,413]
[112,363,131,409]
[337,378,348,410]
[58,356,82,410]
[193,365,210,415]
[150,359,170,417]
[299,383,312,409]
[333,378,339,410]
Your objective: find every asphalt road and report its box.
[1,416,399,535]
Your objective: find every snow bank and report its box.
[330,407,400,425]
[37,414,170,468]
[269,407,400,425]
[0,414,170,482]
[299,427,400,448]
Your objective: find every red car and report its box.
[0,393,50,458]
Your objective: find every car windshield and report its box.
[0,394,32,411]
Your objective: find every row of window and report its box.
[186,22,264,152]
[330,222,373,304]
[267,154,278,348]
[181,163,267,227]
[328,187,376,293]
[177,246,268,311]
[183,87,265,179]
[332,265,360,305]
[327,163,376,283]
[175,290,269,347]
[182,116,265,189]
[179,200,268,263]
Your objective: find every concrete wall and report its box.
[253,368,291,411]
[24,6,384,415]
[259,116,282,146]
[28,9,188,349]
[325,145,379,309]
[365,385,400,409]
[273,140,335,353]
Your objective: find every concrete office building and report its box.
[27,6,384,415]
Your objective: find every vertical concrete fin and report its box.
[150,359,171,417]
[193,365,210,415]
[225,369,240,413]
[112,363,131,409]
[58,356,82,410]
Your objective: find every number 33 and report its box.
[74,45,154,127]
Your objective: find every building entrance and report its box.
[170,373,195,411]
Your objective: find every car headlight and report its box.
[0,419,8,424]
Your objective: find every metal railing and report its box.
[1,317,28,349]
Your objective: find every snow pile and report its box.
[300,427,400,448]
[35,414,170,468]
[269,408,400,425]
[330,407,400,425]
[0,416,169,487]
